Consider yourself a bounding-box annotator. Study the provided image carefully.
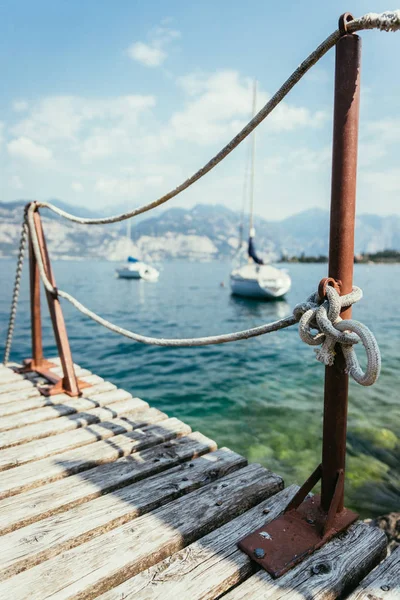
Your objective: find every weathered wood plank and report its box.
[98,482,292,600]
[0,388,134,432]
[0,417,191,498]
[0,381,116,417]
[0,463,278,600]
[0,370,23,384]
[0,405,167,470]
[346,548,400,600]
[48,366,92,378]
[222,522,387,600]
[0,387,41,405]
[0,379,35,394]
[0,392,147,450]
[0,432,217,534]
[0,448,247,580]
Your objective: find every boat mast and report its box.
[248,79,257,237]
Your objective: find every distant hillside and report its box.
[1,200,400,261]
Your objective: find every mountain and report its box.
[1,200,400,261]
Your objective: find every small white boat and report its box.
[229,79,291,301]
[231,263,291,299]
[116,257,159,281]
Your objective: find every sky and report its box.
[1,0,399,220]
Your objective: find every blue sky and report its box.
[1,1,399,219]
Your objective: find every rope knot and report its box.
[293,283,381,386]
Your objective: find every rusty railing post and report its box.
[32,210,81,397]
[237,16,362,577]
[28,233,45,367]
[321,27,361,513]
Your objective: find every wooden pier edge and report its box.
[0,359,396,599]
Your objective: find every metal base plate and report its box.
[16,359,91,397]
[238,495,358,578]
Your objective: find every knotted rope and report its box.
[294,285,381,386]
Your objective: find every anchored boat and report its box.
[116,256,159,281]
[231,261,291,300]
[115,219,159,281]
[230,80,291,301]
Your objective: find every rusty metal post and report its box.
[28,235,44,367]
[32,211,81,397]
[237,17,361,578]
[321,31,361,512]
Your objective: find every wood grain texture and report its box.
[0,388,135,432]
[347,548,400,600]
[0,417,191,498]
[98,482,292,600]
[222,521,387,600]
[0,405,167,470]
[0,432,217,535]
[0,463,277,600]
[0,448,246,580]
[0,393,148,450]
[0,379,35,394]
[0,387,41,405]
[0,370,23,384]
[0,381,116,417]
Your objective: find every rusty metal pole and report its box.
[321,29,361,512]
[32,211,81,397]
[28,234,44,367]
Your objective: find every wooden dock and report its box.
[0,359,398,599]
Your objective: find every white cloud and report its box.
[167,71,326,147]
[264,147,331,175]
[363,168,400,193]
[10,175,23,189]
[127,25,180,68]
[12,95,155,145]
[95,173,164,197]
[3,70,330,215]
[0,122,4,148]
[7,137,53,163]
[71,181,84,192]
[13,100,29,112]
[127,42,166,67]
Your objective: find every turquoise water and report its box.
[0,258,398,517]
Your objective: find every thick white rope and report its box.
[293,286,381,386]
[30,10,400,226]
[24,205,380,385]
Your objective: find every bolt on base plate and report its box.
[238,494,358,578]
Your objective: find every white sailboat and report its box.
[230,80,291,300]
[116,220,160,281]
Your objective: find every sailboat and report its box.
[230,80,291,300]
[116,219,160,281]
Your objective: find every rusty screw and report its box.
[254,548,265,559]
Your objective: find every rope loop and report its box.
[293,284,381,386]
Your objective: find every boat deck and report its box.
[0,359,398,599]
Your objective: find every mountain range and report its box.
[1,200,400,261]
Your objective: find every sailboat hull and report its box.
[116,263,159,281]
[230,264,291,300]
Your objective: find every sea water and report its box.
[0,258,398,517]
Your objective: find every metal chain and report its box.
[2,215,28,365]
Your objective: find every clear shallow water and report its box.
[0,258,398,518]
